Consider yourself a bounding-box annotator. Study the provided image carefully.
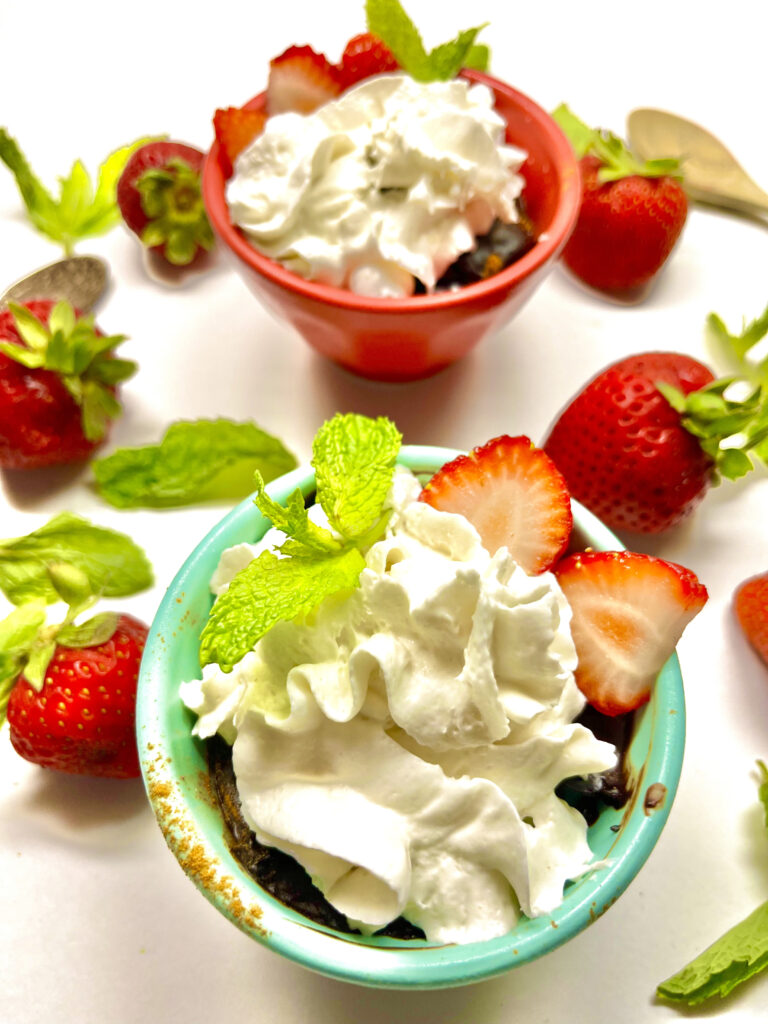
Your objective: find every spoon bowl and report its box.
[627,108,768,220]
[0,255,109,311]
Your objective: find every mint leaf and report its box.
[427,25,488,81]
[464,43,491,72]
[0,512,153,605]
[199,546,365,671]
[365,0,489,82]
[366,0,430,79]
[758,760,768,832]
[657,901,768,1006]
[93,419,297,508]
[253,474,341,554]
[313,413,401,541]
[0,130,154,254]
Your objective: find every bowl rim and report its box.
[137,445,685,989]
[201,70,581,312]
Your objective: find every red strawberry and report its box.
[555,550,707,716]
[0,299,135,469]
[338,32,399,88]
[419,435,573,575]
[213,106,267,176]
[734,572,768,667]
[543,350,748,534]
[6,613,148,778]
[116,140,214,268]
[267,45,342,115]
[553,106,687,295]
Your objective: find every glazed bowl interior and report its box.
[137,447,685,990]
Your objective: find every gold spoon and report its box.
[0,254,109,310]
[627,108,768,220]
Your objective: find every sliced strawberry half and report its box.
[555,550,708,716]
[213,107,267,176]
[267,45,342,116]
[338,32,399,88]
[418,435,573,574]
[734,571,768,667]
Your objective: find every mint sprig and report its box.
[93,419,298,508]
[552,104,681,183]
[657,762,768,1006]
[0,129,154,254]
[2,300,135,442]
[0,511,153,606]
[199,413,402,671]
[365,0,489,81]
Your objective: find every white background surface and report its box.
[2,1,768,1021]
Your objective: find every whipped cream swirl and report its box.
[182,469,616,944]
[226,75,528,295]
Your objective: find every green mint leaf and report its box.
[425,24,488,81]
[366,0,430,79]
[93,419,298,509]
[253,474,341,554]
[56,611,119,650]
[657,900,768,1006]
[365,0,487,81]
[758,760,768,832]
[199,546,365,670]
[312,413,401,541]
[0,511,153,606]
[0,129,154,253]
[463,43,490,72]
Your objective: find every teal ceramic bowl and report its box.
[136,446,685,989]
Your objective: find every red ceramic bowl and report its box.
[203,71,580,382]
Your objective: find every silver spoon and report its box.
[0,254,109,311]
[627,108,768,220]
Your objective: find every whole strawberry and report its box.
[553,105,687,295]
[544,350,768,534]
[117,140,214,268]
[734,572,768,668]
[2,609,148,778]
[0,299,135,469]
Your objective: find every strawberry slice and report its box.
[555,550,708,716]
[213,107,267,176]
[267,45,343,115]
[418,435,573,574]
[338,32,399,88]
[734,571,768,667]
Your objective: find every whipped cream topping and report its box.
[181,469,616,944]
[226,74,528,294]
